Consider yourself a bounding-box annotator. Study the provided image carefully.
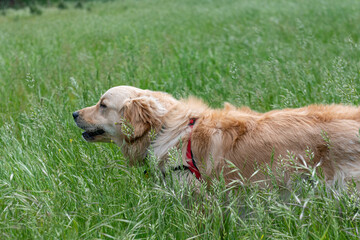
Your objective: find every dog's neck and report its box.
[119,97,208,167]
[150,98,208,164]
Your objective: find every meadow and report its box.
[1,0,360,238]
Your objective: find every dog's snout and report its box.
[72,111,79,120]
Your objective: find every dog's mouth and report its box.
[82,129,105,141]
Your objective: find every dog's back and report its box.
[190,104,360,186]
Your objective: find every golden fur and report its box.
[74,86,360,188]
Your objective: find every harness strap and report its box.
[185,118,201,180]
[147,118,201,180]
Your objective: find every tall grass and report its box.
[1,0,360,238]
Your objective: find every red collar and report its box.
[186,118,201,180]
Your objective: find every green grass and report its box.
[1,0,360,238]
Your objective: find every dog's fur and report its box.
[74,86,360,188]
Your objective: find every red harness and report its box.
[186,118,201,180]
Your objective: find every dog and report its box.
[73,86,360,188]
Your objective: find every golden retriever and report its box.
[73,86,360,188]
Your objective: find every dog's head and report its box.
[73,86,177,162]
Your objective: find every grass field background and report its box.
[1,0,360,238]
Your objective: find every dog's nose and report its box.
[72,111,79,119]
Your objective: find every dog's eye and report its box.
[100,103,107,109]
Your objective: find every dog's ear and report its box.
[123,96,166,138]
